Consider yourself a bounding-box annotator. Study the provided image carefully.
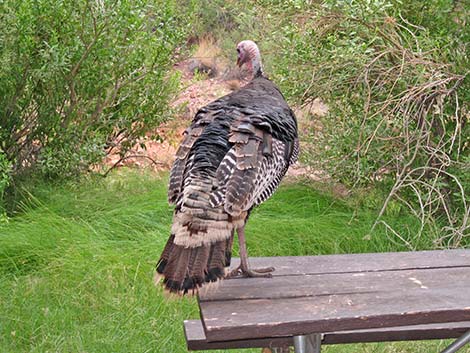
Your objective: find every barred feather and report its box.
[155,237,230,294]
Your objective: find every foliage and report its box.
[0,0,185,181]
[251,0,470,247]
[1,0,468,236]
[0,170,454,352]
[175,0,470,247]
[0,148,12,219]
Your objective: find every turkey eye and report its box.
[236,48,240,53]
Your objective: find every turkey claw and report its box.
[226,266,275,279]
[252,266,275,273]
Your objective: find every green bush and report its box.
[0,148,12,219]
[2,0,468,244]
[196,0,470,246]
[0,0,185,181]
[264,0,470,245]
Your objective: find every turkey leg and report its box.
[227,225,274,278]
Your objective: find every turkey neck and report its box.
[252,55,263,78]
[247,49,263,78]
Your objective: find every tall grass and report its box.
[0,170,459,352]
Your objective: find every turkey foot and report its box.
[227,265,274,278]
[226,226,275,279]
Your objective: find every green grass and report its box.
[0,170,464,352]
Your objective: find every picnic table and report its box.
[184,249,470,352]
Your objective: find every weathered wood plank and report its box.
[197,250,470,343]
[199,267,470,301]
[200,287,470,341]
[227,249,470,277]
[184,320,470,350]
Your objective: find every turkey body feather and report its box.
[156,75,298,294]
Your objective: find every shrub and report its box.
[0,148,12,220]
[264,0,470,246]
[175,0,470,246]
[0,0,185,181]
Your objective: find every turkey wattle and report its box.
[155,40,299,294]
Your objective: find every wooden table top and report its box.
[197,249,470,342]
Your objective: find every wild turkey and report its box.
[155,40,299,294]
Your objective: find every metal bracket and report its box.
[293,333,322,353]
[440,330,470,353]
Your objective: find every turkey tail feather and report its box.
[155,233,234,295]
[156,234,175,274]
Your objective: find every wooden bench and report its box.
[185,250,470,352]
[184,320,470,350]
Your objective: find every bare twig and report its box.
[101,154,165,178]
